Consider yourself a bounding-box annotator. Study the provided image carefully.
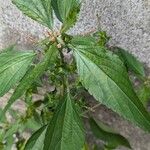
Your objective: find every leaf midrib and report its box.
[0,59,30,96]
[0,53,34,72]
[75,50,150,128]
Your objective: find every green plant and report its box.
[0,0,150,149]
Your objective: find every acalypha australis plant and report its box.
[0,0,150,149]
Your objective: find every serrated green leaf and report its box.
[25,125,46,150]
[90,118,131,149]
[44,94,85,150]
[116,47,145,77]
[12,0,53,29]
[0,51,35,97]
[71,36,150,132]
[0,45,58,120]
[52,0,80,32]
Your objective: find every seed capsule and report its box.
[57,43,62,49]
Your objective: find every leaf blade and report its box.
[25,125,47,150]
[0,45,57,120]
[44,94,85,150]
[71,37,150,132]
[52,0,80,32]
[0,51,35,97]
[12,0,53,29]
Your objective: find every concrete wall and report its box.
[1,0,150,65]
[1,0,150,150]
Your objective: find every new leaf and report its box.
[44,94,85,150]
[12,0,53,29]
[71,36,150,132]
[52,0,80,32]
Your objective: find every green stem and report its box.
[58,48,68,97]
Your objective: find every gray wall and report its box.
[1,0,150,66]
[1,0,150,150]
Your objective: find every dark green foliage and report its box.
[44,94,84,150]
[0,45,58,120]
[71,36,150,132]
[0,0,150,149]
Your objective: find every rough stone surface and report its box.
[0,0,150,150]
[1,0,150,65]
[87,103,150,150]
